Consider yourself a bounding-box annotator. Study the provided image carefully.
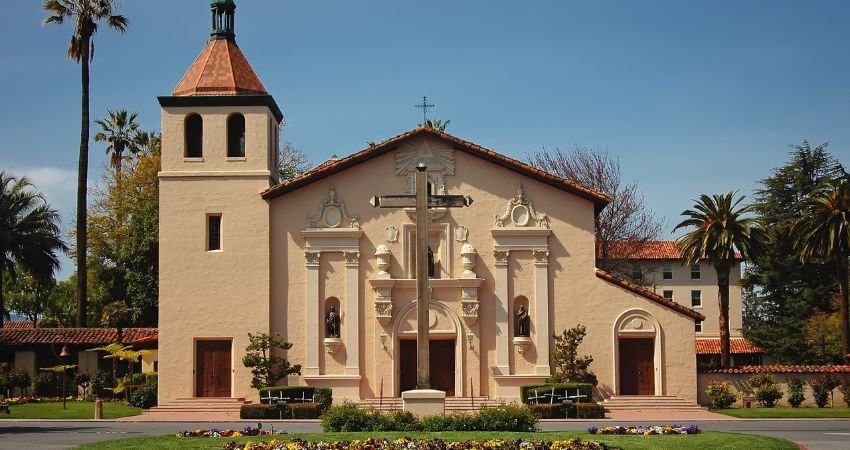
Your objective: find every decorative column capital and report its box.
[344,251,360,267]
[532,249,549,266]
[493,249,510,266]
[304,251,321,267]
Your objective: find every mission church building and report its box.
[156,1,705,408]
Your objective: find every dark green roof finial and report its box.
[210,0,236,40]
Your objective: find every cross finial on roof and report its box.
[414,96,435,124]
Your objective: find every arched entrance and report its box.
[612,309,663,396]
[394,300,464,396]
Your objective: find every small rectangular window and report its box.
[663,290,674,301]
[691,290,702,307]
[662,265,673,280]
[691,264,701,280]
[207,214,222,251]
[695,320,703,333]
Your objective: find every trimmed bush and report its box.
[576,403,605,419]
[520,383,593,404]
[384,410,420,431]
[786,376,805,408]
[320,401,373,432]
[476,404,538,432]
[705,379,737,409]
[528,403,565,419]
[240,404,280,419]
[749,373,782,408]
[289,402,322,419]
[129,380,158,409]
[838,377,850,408]
[810,374,839,408]
[321,403,539,432]
[32,372,60,398]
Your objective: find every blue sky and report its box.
[2,0,849,279]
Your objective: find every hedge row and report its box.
[241,403,323,419]
[321,402,538,432]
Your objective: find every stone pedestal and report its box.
[401,389,446,416]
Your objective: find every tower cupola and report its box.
[211,0,236,40]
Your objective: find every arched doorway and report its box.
[394,300,463,396]
[612,309,663,396]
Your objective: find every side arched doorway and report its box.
[394,300,463,396]
[613,309,663,396]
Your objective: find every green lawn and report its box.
[714,407,850,418]
[73,431,798,450]
[0,401,141,420]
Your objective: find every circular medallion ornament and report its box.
[322,206,342,227]
[511,205,530,226]
[631,318,643,329]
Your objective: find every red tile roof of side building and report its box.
[0,328,158,346]
[594,269,705,321]
[706,365,850,374]
[604,240,742,261]
[172,38,267,96]
[2,321,37,329]
[261,127,612,212]
[695,338,764,355]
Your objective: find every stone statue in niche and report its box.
[427,246,436,278]
[326,306,340,338]
[515,305,530,337]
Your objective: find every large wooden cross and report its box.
[371,163,472,390]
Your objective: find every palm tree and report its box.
[793,177,850,361]
[43,0,128,327]
[0,172,67,328]
[94,109,141,177]
[674,192,767,368]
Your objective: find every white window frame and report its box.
[691,289,702,308]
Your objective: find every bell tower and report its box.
[156,0,279,404]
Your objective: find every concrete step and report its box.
[601,395,706,412]
[145,397,251,415]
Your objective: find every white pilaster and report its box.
[493,249,510,376]
[344,251,360,376]
[533,249,551,376]
[304,251,321,376]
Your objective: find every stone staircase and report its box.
[358,396,501,413]
[601,395,706,412]
[143,397,251,418]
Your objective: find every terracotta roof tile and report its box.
[594,269,705,321]
[2,321,37,329]
[261,127,612,209]
[706,364,850,374]
[0,328,157,346]
[604,240,742,261]
[173,39,267,96]
[695,338,764,355]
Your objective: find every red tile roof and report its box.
[172,38,267,96]
[0,328,157,346]
[261,127,612,211]
[594,269,705,321]
[695,338,764,355]
[706,365,850,374]
[2,321,37,329]
[604,240,742,261]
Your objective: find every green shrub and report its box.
[240,404,280,419]
[384,410,421,431]
[144,372,158,385]
[576,403,605,419]
[129,380,158,409]
[9,369,31,396]
[838,377,850,408]
[520,383,594,404]
[320,401,373,432]
[748,373,782,408]
[32,372,59,398]
[705,379,737,409]
[810,374,840,408]
[786,377,805,408]
[528,403,565,419]
[289,402,322,419]
[91,370,113,398]
[476,404,538,432]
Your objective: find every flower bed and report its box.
[587,424,700,435]
[176,427,287,438]
[219,437,610,450]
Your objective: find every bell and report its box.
[59,345,70,358]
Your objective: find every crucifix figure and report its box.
[371,163,472,390]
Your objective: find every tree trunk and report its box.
[0,261,5,329]
[76,39,91,328]
[837,258,849,362]
[716,266,732,368]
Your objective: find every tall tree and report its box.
[0,172,67,328]
[793,177,850,361]
[528,146,662,276]
[675,192,767,367]
[4,265,56,327]
[43,0,128,327]
[94,109,141,177]
[742,142,845,363]
[278,141,312,183]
